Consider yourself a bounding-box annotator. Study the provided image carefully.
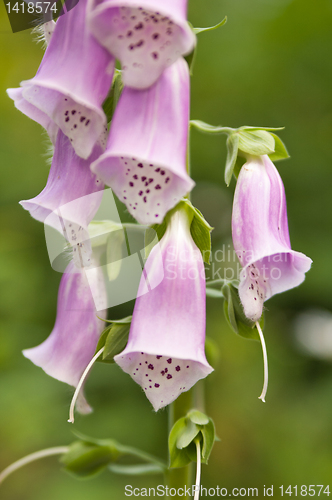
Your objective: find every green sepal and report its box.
[268,133,290,161]
[183,199,213,264]
[184,47,196,76]
[95,322,131,363]
[193,16,227,35]
[169,411,216,468]
[102,70,123,123]
[237,129,275,156]
[61,441,119,478]
[222,282,264,341]
[145,201,212,264]
[233,155,246,179]
[106,228,125,281]
[205,336,220,368]
[225,133,240,186]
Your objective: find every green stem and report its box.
[166,391,194,498]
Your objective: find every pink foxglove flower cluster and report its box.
[232,155,312,322]
[23,261,107,413]
[115,206,213,411]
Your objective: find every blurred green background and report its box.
[1,0,332,498]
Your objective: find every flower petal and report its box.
[88,0,195,89]
[91,58,194,225]
[114,207,213,411]
[7,0,114,159]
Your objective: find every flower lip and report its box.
[88,1,195,89]
[91,154,194,225]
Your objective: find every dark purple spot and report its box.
[135,22,143,29]
[160,170,165,175]
[155,185,161,190]
[129,44,135,50]
[156,355,162,359]
[155,214,159,218]
[152,52,158,59]
[155,168,160,172]
[161,371,165,376]
[149,386,152,388]
[175,366,181,372]
[165,177,170,183]
[167,358,172,364]
[149,178,154,183]
[148,364,154,370]
[152,33,159,40]
[139,190,143,196]
[146,189,150,193]
[74,124,77,128]
[137,162,143,168]
[143,196,147,203]
[80,116,86,122]
[141,176,147,181]
[133,174,138,179]
[164,368,168,373]
[167,374,172,380]
[71,110,76,115]
[127,30,133,37]
[136,40,144,47]
[186,365,189,368]
[65,111,69,116]
[155,383,160,388]
[166,28,172,35]
[129,182,134,187]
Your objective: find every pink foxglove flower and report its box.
[23,261,107,413]
[91,58,194,225]
[7,0,114,159]
[88,0,195,89]
[20,131,104,267]
[232,155,312,322]
[114,205,213,411]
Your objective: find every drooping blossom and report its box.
[7,0,114,159]
[232,155,312,322]
[114,204,213,411]
[87,0,196,89]
[20,130,105,268]
[91,58,194,225]
[23,261,107,413]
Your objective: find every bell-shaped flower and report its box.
[232,155,312,322]
[91,58,194,225]
[23,260,107,413]
[87,0,196,89]
[20,130,104,268]
[114,205,213,411]
[7,0,114,159]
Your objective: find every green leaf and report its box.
[268,133,290,161]
[205,336,220,367]
[188,410,210,426]
[176,419,201,449]
[222,283,261,341]
[190,120,233,135]
[88,220,122,248]
[109,463,164,475]
[61,441,118,478]
[102,323,130,362]
[102,70,123,123]
[200,419,216,464]
[183,200,213,264]
[106,229,125,281]
[225,133,240,186]
[102,315,133,325]
[237,129,275,156]
[168,418,192,468]
[193,16,227,34]
[205,287,224,298]
[95,326,113,362]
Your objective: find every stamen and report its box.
[0,446,69,485]
[68,346,105,424]
[256,321,268,402]
[194,438,202,500]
